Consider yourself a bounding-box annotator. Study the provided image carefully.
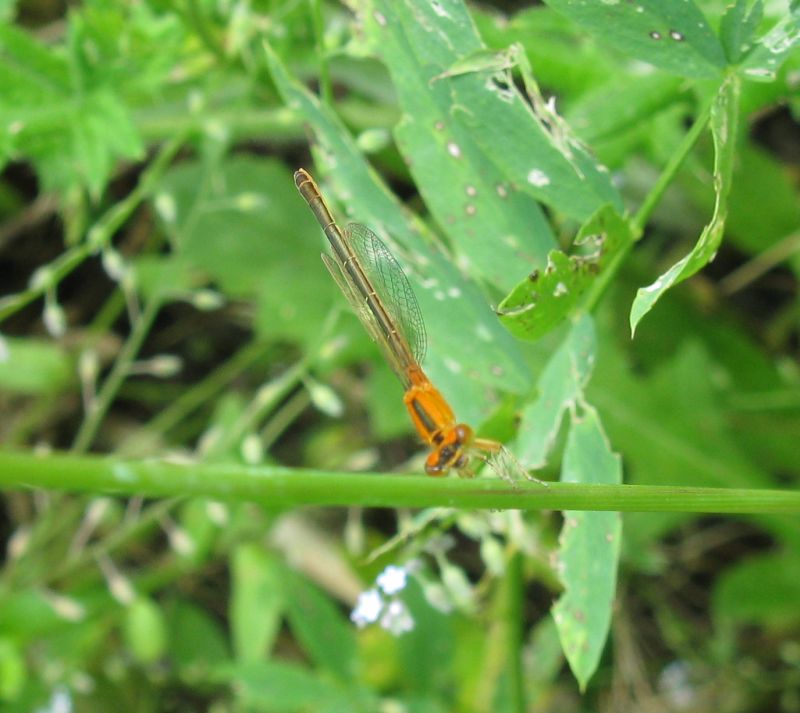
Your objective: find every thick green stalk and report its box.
[0,450,797,514]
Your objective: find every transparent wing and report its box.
[321,253,416,390]
[471,440,547,484]
[345,223,427,367]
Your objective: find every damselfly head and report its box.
[424,423,474,476]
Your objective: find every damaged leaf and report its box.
[498,205,634,341]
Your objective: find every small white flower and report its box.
[380,599,414,635]
[351,589,383,628]
[240,433,264,465]
[78,350,99,386]
[36,685,72,713]
[376,565,408,595]
[420,581,453,614]
[98,555,135,605]
[163,521,195,557]
[191,289,225,311]
[205,501,229,526]
[101,248,127,281]
[29,266,53,291]
[154,192,177,223]
[43,302,66,337]
[305,378,344,418]
[145,354,183,378]
[42,590,86,622]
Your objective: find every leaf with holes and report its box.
[630,75,740,335]
[498,205,633,341]
[739,4,800,82]
[360,0,621,292]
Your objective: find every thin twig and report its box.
[719,230,800,295]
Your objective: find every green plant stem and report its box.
[0,450,798,514]
[136,106,304,142]
[45,498,180,586]
[139,339,272,446]
[72,297,163,453]
[0,135,185,325]
[632,96,714,233]
[260,388,312,452]
[311,0,333,106]
[582,97,714,314]
[209,309,340,457]
[0,244,88,322]
[184,0,226,63]
[506,550,525,713]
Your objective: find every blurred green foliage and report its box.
[0,0,799,711]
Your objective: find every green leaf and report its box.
[263,40,532,427]
[361,1,620,290]
[0,637,26,700]
[164,598,230,671]
[123,596,167,665]
[515,315,596,467]
[720,0,763,64]
[590,338,800,551]
[132,255,202,301]
[723,144,800,256]
[0,1,15,23]
[0,24,70,182]
[396,577,455,695]
[630,75,740,335]
[474,6,617,97]
[368,361,412,439]
[157,157,315,295]
[565,74,685,144]
[525,616,564,691]
[713,552,800,628]
[75,90,144,199]
[253,258,338,346]
[284,574,358,683]
[0,338,74,395]
[177,498,221,564]
[498,205,634,341]
[543,0,727,78]
[215,660,354,712]
[552,407,622,691]
[0,591,68,639]
[739,5,800,81]
[153,155,338,345]
[230,545,284,663]
[0,23,70,100]
[0,23,143,197]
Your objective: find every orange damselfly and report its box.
[295,168,528,479]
